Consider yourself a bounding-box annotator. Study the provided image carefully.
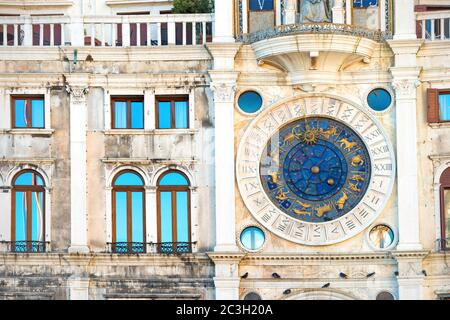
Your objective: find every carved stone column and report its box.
[209,73,239,253]
[391,73,422,251]
[66,84,90,253]
[388,37,423,252]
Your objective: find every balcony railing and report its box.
[0,241,49,253]
[0,14,213,47]
[107,242,194,255]
[237,23,392,44]
[417,10,450,41]
[436,238,450,251]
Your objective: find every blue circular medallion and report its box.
[260,117,371,223]
[367,88,392,112]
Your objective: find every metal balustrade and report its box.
[0,241,49,253]
[107,242,194,255]
[0,14,213,47]
[237,23,392,44]
[436,238,450,251]
[417,10,450,41]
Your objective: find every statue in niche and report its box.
[299,0,333,23]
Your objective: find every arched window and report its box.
[157,171,191,253]
[112,171,145,254]
[440,168,450,250]
[11,170,46,252]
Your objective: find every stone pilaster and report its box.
[388,38,423,251]
[66,81,90,254]
[393,251,428,300]
[332,0,345,24]
[209,72,239,253]
[207,253,245,300]
[213,0,235,43]
[284,0,298,25]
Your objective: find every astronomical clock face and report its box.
[236,96,395,246]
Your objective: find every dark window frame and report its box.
[11,95,45,129]
[155,95,190,129]
[111,170,146,253]
[11,170,46,252]
[156,170,192,252]
[111,96,145,129]
[440,167,450,251]
[438,90,450,122]
[427,89,450,123]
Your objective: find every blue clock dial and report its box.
[260,117,371,223]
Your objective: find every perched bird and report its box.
[367,272,376,278]
[339,272,348,279]
[272,273,281,279]
[394,271,399,276]
[241,272,248,279]
[283,289,292,295]
[422,270,427,276]
[322,283,331,288]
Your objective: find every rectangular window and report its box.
[439,93,450,121]
[111,96,144,129]
[156,96,189,129]
[12,96,45,129]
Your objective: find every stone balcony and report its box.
[0,13,213,48]
[236,23,392,84]
[416,10,450,41]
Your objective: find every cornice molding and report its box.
[0,46,212,62]
[241,252,394,262]
[0,73,209,88]
[0,252,213,266]
[106,0,171,6]
[391,250,429,259]
[0,0,73,7]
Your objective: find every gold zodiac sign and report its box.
[320,127,337,140]
[338,138,357,151]
[351,155,364,167]
[276,189,290,201]
[316,203,333,218]
[336,193,348,210]
[269,171,280,185]
[283,126,301,146]
[296,200,311,209]
[302,126,320,145]
[349,182,361,193]
[350,174,365,182]
[293,209,311,217]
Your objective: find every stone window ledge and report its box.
[429,122,450,129]
[5,129,54,136]
[103,129,198,135]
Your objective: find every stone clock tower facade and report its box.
[208,0,450,301]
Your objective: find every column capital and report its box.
[65,85,89,104]
[392,79,421,99]
[390,67,421,99]
[210,82,237,104]
[209,71,239,103]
